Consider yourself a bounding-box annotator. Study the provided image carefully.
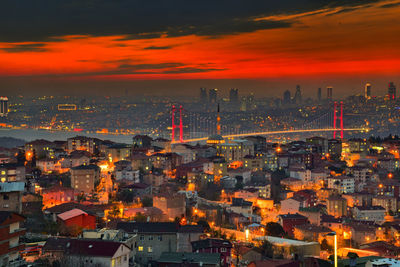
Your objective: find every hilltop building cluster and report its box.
[1,132,400,266]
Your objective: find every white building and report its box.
[216,139,254,162]
[353,206,385,223]
[327,176,355,194]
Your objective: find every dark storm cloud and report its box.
[0,0,384,42]
[325,6,362,16]
[22,62,221,77]
[1,43,48,53]
[380,2,400,8]
[144,46,174,50]
[163,67,226,74]
[118,63,185,71]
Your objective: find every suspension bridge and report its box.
[169,102,369,144]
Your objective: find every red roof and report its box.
[43,237,129,257]
[57,208,88,221]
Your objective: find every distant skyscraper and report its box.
[200,88,207,102]
[229,88,239,103]
[318,88,322,102]
[364,83,371,99]
[283,90,291,105]
[0,97,8,117]
[294,85,302,104]
[388,82,396,100]
[327,87,333,100]
[209,88,218,103]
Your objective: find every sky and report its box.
[0,0,400,97]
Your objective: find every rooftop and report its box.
[57,208,89,221]
[117,222,180,234]
[158,252,220,265]
[0,182,25,192]
[43,237,129,257]
[191,238,232,250]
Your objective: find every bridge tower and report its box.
[217,103,221,135]
[171,105,176,142]
[333,101,344,139]
[179,105,183,143]
[340,101,344,139]
[333,102,337,139]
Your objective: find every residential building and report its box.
[153,193,186,220]
[70,164,101,194]
[293,224,332,243]
[191,238,232,266]
[277,213,309,237]
[176,225,204,252]
[25,139,56,159]
[67,136,99,154]
[106,143,132,163]
[353,206,385,223]
[61,150,91,169]
[42,184,74,209]
[0,182,25,213]
[132,135,153,149]
[57,208,96,231]
[42,237,130,267]
[326,195,347,218]
[280,197,305,214]
[0,163,25,183]
[117,222,179,265]
[372,195,397,213]
[327,176,355,194]
[158,252,220,267]
[216,139,254,162]
[0,211,25,266]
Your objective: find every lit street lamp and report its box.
[325,232,337,267]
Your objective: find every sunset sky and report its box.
[1,0,400,97]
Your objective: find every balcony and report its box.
[9,228,26,238]
[9,243,25,253]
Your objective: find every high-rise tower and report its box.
[388,82,396,100]
[209,88,218,103]
[229,88,239,103]
[318,88,322,102]
[294,85,302,104]
[327,87,333,101]
[217,103,221,135]
[0,97,8,117]
[364,83,371,100]
[283,90,291,105]
[200,88,207,102]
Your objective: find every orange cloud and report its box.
[0,1,399,80]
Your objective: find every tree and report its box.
[118,189,135,203]
[260,240,274,258]
[77,192,86,203]
[141,196,153,207]
[321,238,332,252]
[16,150,26,165]
[60,173,71,188]
[271,170,285,202]
[197,220,211,232]
[108,206,120,218]
[235,176,244,190]
[134,213,148,222]
[265,222,285,237]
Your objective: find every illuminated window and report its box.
[148,247,153,253]
[138,246,143,251]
